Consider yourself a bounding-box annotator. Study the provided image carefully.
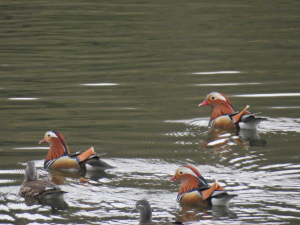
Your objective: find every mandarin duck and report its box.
[39,130,113,170]
[136,200,182,225]
[19,161,66,198]
[169,165,236,206]
[199,92,266,129]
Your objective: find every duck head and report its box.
[199,92,235,122]
[135,199,152,223]
[39,130,70,161]
[25,161,38,182]
[169,165,208,195]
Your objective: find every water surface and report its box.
[0,0,300,224]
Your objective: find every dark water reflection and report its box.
[1,0,300,224]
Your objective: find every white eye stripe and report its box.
[46,131,58,138]
[209,92,226,101]
[178,167,199,177]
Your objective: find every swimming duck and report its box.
[136,200,182,225]
[19,161,66,198]
[39,130,113,170]
[199,92,266,129]
[169,165,236,206]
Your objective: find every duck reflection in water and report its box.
[201,128,266,155]
[174,204,237,223]
[19,161,68,212]
[48,168,114,185]
[238,128,266,147]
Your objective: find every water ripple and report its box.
[8,98,39,100]
[270,106,300,109]
[0,169,25,174]
[0,157,300,224]
[13,147,49,150]
[192,71,241,75]
[233,93,300,97]
[0,179,17,184]
[15,213,52,221]
[259,117,300,133]
[0,214,14,221]
[80,83,119,86]
[7,203,40,210]
[165,117,300,133]
[194,82,260,86]
[165,117,209,127]
[0,204,9,212]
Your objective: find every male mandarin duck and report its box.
[39,130,113,170]
[169,165,236,206]
[135,200,182,225]
[19,161,66,198]
[199,92,266,129]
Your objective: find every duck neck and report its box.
[210,103,234,122]
[139,208,152,223]
[25,166,38,181]
[45,138,70,161]
[179,175,202,195]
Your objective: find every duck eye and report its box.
[211,96,215,100]
[179,172,183,174]
[47,134,50,137]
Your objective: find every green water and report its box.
[0,1,300,224]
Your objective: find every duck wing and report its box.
[20,180,66,198]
